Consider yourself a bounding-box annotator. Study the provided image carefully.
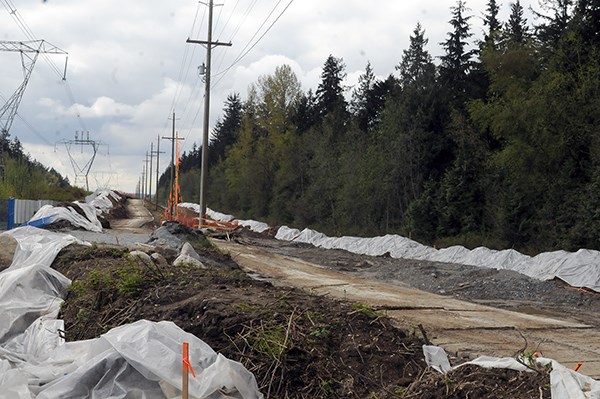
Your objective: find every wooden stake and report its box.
[183,342,189,399]
[182,342,196,399]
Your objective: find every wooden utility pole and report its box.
[148,141,154,202]
[152,134,165,210]
[140,164,145,200]
[144,151,151,201]
[187,0,232,227]
[162,113,184,218]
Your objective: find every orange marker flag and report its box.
[183,342,196,378]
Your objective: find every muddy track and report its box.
[212,237,600,378]
[110,199,154,232]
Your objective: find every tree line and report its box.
[0,132,85,201]
[163,0,600,254]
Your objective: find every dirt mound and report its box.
[53,240,425,398]
[104,191,129,220]
[43,202,99,231]
[403,364,551,398]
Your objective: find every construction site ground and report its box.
[20,197,599,397]
[214,233,600,378]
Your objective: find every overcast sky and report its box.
[1,0,536,195]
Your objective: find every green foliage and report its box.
[163,2,600,254]
[310,326,330,339]
[320,379,334,395]
[352,303,379,318]
[248,322,287,360]
[0,136,84,200]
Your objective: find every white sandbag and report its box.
[173,242,205,268]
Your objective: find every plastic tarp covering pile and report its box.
[28,202,103,232]
[26,189,122,233]
[423,345,600,399]
[85,189,122,214]
[273,226,600,292]
[0,226,263,399]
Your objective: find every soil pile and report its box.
[53,237,425,398]
[45,192,128,231]
[403,364,551,399]
[51,225,557,398]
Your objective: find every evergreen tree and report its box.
[350,61,382,133]
[505,0,529,44]
[439,0,476,105]
[397,23,435,88]
[534,0,574,50]
[573,0,600,47]
[315,55,347,118]
[293,90,319,133]
[351,62,376,114]
[483,0,502,44]
[209,93,242,166]
[180,143,201,173]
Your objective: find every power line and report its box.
[216,0,240,41]
[211,0,254,82]
[212,0,295,88]
[212,0,276,76]
[170,1,206,115]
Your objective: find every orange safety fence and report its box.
[163,207,239,232]
[201,218,239,230]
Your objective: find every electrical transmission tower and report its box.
[1,40,67,174]
[0,40,67,137]
[58,131,107,191]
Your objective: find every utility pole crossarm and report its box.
[186,38,232,48]
[0,40,67,54]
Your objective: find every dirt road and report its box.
[110,199,154,231]
[212,238,600,378]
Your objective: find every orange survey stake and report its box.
[183,342,196,377]
[182,342,196,399]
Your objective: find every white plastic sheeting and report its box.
[173,242,205,268]
[85,190,122,214]
[29,202,103,232]
[273,227,600,292]
[0,227,263,398]
[26,189,123,233]
[35,321,262,399]
[423,345,600,399]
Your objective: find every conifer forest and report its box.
[160,0,600,254]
